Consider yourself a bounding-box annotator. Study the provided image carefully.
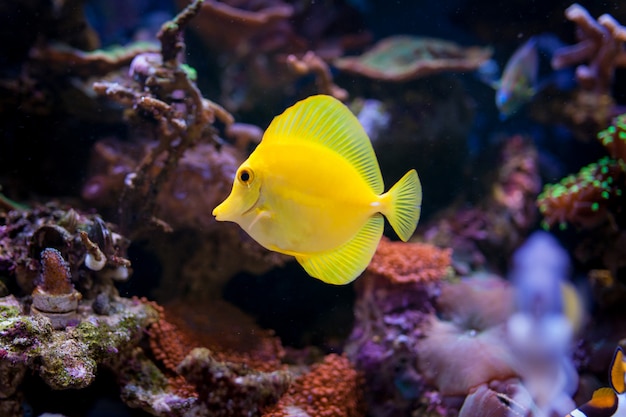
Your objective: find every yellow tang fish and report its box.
[212,95,422,285]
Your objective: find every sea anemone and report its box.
[416,276,518,396]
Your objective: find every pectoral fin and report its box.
[296,214,383,285]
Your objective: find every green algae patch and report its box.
[0,295,22,319]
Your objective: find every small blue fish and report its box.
[566,347,626,417]
[495,38,538,118]
[480,34,568,118]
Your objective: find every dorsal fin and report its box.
[262,95,384,194]
[610,347,625,394]
[587,387,618,409]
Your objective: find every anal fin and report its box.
[296,214,384,285]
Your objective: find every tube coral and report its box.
[38,248,73,295]
[31,248,82,329]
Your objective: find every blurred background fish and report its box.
[506,231,584,417]
[479,34,571,119]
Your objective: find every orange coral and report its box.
[367,237,452,284]
[143,299,198,398]
[163,299,285,372]
[39,248,73,294]
[263,354,364,417]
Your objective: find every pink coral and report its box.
[416,277,518,396]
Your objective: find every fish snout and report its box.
[212,203,226,221]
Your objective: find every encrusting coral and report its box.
[334,36,492,82]
[537,114,626,286]
[263,354,364,417]
[345,238,452,416]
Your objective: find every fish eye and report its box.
[238,168,254,184]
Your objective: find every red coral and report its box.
[39,248,73,294]
[143,299,198,398]
[146,298,285,373]
[147,309,195,373]
[264,354,364,417]
[367,237,452,284]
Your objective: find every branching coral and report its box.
[552,4,626,95]
[550,3,626,134]
[92,0,234,237]
[263,354,364,417]
[287,51,348,101]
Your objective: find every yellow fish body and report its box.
[212,95,422,285]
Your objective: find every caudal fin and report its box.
[382,169,422,242]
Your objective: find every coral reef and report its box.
[0,203,131,299]
[422,135,542,274]
[3,1,626,416]
[537,114,626,285]
[182,0,370,113]
[0,293,159,411]
[345,238,451,416]
[91,0,233,236]
[537,156,625,230]
[263,354,364,417]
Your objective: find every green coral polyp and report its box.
[537,156,625,228]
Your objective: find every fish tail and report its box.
[381,169,422,241]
